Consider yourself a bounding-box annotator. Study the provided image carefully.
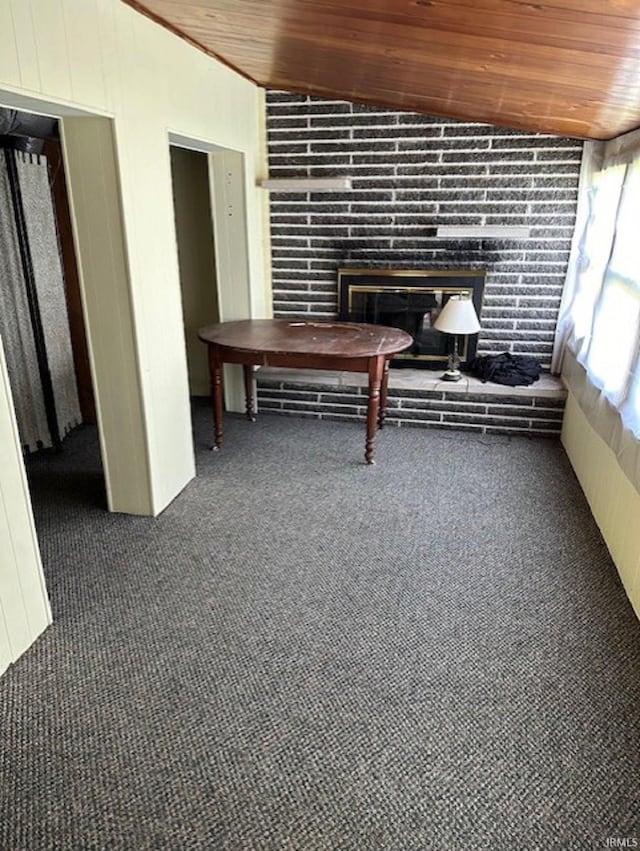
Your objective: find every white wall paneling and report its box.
[0,338,51,677]
[562,393,640,618]
[62,116,152,515]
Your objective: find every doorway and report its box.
[0,108,104,654]
[0,109,96,455]
[169,146,219,398]
[168,135,254,419]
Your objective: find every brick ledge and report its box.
[256,366,566,400]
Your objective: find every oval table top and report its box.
[198,319,413,359]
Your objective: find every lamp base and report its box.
[441,368,463,382]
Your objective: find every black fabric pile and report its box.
[470,352,542,386]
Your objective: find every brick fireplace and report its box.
[257,92,581,435]
[337,268,485,369]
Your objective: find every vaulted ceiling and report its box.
[123,0,640,140]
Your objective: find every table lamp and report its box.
[433,293,481,381]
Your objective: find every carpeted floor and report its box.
[1,405,639,851]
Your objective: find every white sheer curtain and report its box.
[551,140,605,373]
[584,163,640,417]
[554,128,640,490]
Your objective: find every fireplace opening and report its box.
[338,269,485,369]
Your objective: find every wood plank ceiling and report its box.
[123,0,640,139]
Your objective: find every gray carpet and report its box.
[1,405,639,851]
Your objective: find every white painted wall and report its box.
[0,0,270,669]
[562,393,640,619]
[0,339,51,677]
[62,116,153,514]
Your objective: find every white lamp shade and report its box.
[433,295,481,334]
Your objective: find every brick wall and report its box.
[267,91,583,370]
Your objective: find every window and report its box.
[572,159,640,437]
[572,165,626,349]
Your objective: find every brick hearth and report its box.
[257,367,566,436]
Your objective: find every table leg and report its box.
[378,358,390,429]
[209,346,224,451]
[365,356,384,464]
[243,364,257,422]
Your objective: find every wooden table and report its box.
[198,319,412,464]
